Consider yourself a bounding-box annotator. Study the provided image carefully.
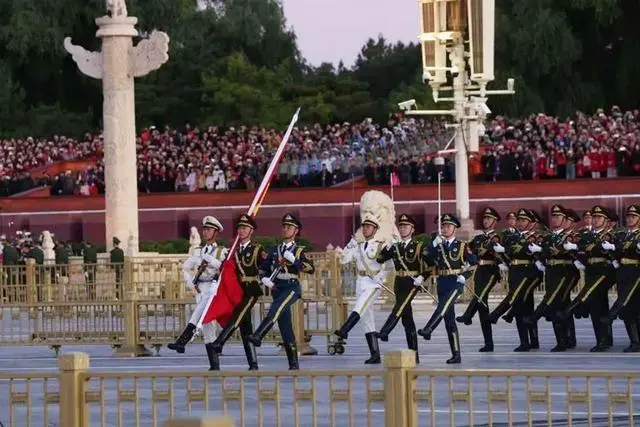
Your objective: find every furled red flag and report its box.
[201,257,243,327]
[390,171,400,186]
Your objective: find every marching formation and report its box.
[166,203,640,371]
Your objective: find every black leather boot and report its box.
[623,320,640,353]
[242,335,259,370]
[405,328,419,364]
[502,307,515,324]
[456,298,478,325]
[446,331,461,364]
[605,322,613,347]
[364,332,381,364]
[167,323,197,354]
[375,314,399,342]
[334,312,360,340]
[489,299,510,324]
[529,322,539,349]
[248,318,274,347]
[566,316,577,349]
[513,317,530,352]
[589,324,609,352]
[478,319,494,352]
[525,302,548,325]
[550,321,568,352]
[205,343,220,371]
[283,342,299,370]
[418,314,441,340]
[209,324,236,353]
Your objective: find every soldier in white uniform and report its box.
[167,216,228,371]
[334,214,393,364]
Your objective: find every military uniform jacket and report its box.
[540,229,574,266]
[183,243,228,289]
[377,239,431,281]
[110,247,125,264]
[263,241,315,285]
[504,230,539,270]
[612,228,640,266]
[235,240,267,297]
[341,239,391,280]
[577,228,614,270]
[426,238,476,279]
[469,230,502,267]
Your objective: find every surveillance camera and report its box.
[422,71,433,84]
[507,78,515,91]
[397,99,417,111]
[477,102,491,116]
[434,156,445,166]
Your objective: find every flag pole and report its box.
[197,108,301,328]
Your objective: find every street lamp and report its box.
[403,0,515,237]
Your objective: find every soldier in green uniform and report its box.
[489,209,542,351]
[110,237,125,298]
[561,208,582,348]
[600,204,640,352]
[562,205,615,352]
[26,242,44,265]
[209,214,266,370]
[456,207,502,352]
[505,212,517,235]
[374,214,431,363]
[526,205,575,351]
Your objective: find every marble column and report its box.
[64,1,169,255]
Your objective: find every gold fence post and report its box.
[384,350,417,427]
[115,257,152,357]
[331,248,347,328]
[25,258,36,304]
[293,299,317,355]
[163,416,235,427]
[58,352,89,427]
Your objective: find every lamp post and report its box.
[399,0,515,238]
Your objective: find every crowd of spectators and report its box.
[3,106,640,197]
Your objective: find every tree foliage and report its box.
[0,0,638,136]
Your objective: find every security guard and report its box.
[374,213,430,363]
[456,207,502,352]
[490,208,541,351]
[335,214,393,365]
[527,204,575,351]
[248,213,315,370]
[418,214,477,364]
[209,214,265,370]
[562,205,615,352]
[601,204,640,352]
[168,216,227,371]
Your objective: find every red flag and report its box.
[202,257,243,327]
[390,171,400,186]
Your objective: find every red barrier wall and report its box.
[2,178,639,247]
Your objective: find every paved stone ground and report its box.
[1,306,640,426]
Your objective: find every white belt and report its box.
[276,273,298,280]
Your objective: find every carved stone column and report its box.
[64,2,169,256]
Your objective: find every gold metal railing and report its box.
[1,350,639,427]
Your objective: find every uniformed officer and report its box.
[248,213,315,370]
[209,214,265,369]
[490,208,541,351]
[168,216,228,371]
[374,213,430,363]
[335,214,393,364]
[418,214,477,364]
[527,204,575,351]
[562,205,615,352]
[600,204,640,352]
[561,208,582,348]
[110,237,125,298]
[505,212,518,236]
[456,207,502,352]
[582,210,593,231]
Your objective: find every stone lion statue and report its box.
[353,190,400,244]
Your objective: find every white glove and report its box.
[283,250,296,263]
[346,238,357,249]
[535,260,546,272]
[413,276,424,287]
[498,263,509,272]
[612,260,620,269]
[432,235,443,247]
[563,242,577,251]
[456,275,466,284]
[201,253,221,269]
[601,241,615,251]
[573,260,585,271]
[528,243,542,253]
[261,277,274,289]
[493,243,505,253]
[373,271,386,285]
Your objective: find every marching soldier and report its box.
[418,214,477,364]
[489,209,541,351]
[248,213,315,370]
[561,208,582,348]
[456,207,502,352]
[209,214,265,370]
[562,205,615,352]
[374,214,430,363]
[582,210,593,231]
[526,204,575,351]
[334,214,393,365]
[601,204,640,352]
[505,212,518,236]
[168,216,228,371]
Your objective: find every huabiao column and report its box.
[64,0,169,255]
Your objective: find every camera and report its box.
[397,99,417,111]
